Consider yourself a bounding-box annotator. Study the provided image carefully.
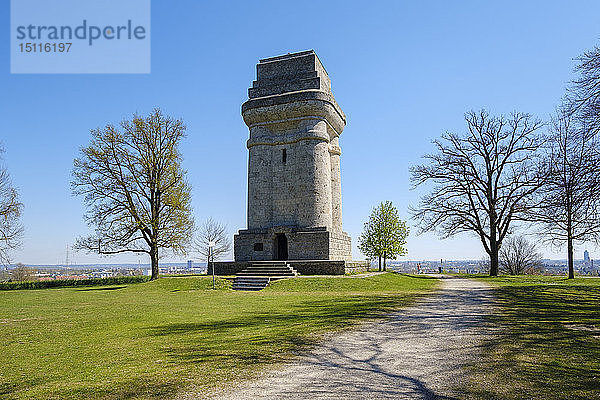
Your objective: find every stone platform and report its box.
[210,260,369,276]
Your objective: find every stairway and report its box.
[231,276,271,291]
[232,261,297,291]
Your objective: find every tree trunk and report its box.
[383,251,387,271]
[489,248,499,277]
[378,256,381,271]
[150,245,159,280]
[567,236,574,279]
[489,224,499,276]
[566,213,574,279]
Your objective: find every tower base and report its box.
[234,226,352,262]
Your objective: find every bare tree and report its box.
[499,235,542,275]
[0,268,9,282]
[0,145,23,265]
[11,263,33,282]
[411,110,544,276]
[477,255,490,274]
[569,45,600,136]
[193,218,231,271]
[531,111,600,279]
[72,109,194,280]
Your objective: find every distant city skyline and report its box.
[6,256,598,279]
[2,1,600,264]
[7,251,598,268]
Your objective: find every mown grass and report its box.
[0,273,437,399]
[462,275,600,400]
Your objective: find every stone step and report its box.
[237,269,296,273]
[232,276,270,291]
[249,261,290,265]
[246,262,297,273]
[237,272,296,277]
[233,281,269,286]
[232,285,267,291]
[234,277,270,283]
[245,264,290,267]
[233,262,297,290]
[233,276,270,282]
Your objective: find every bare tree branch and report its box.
[410,110,545,276]
[193,218,232,268]
[499,235,542,275]
[529,110,600,279]
[0,145,23,265]
[568,45,600,136]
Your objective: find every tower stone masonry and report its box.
[234,50,352,262]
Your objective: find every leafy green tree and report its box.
[72,109,194,280]
[358,201,409,271]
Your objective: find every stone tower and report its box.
[234,50,352,262]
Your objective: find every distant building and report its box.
[584,250,590,262]
[187,260,193,270]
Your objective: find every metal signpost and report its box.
[209,241,215,289]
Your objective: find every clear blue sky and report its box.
[2,1,600,264]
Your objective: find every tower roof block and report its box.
[242,50,346,136]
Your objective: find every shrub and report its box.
[0,276,150,291]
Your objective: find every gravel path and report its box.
[202,277,496,400]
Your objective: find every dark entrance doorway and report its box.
[274,234,288,260]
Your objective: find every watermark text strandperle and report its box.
[15,20,146,46]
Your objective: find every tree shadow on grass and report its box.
[144,296,412,364]
[463,284,600,400]
[296,341,460,400]
[395,273,440,280]
[147,295,410,333]
[64,377,181,400]
[77,285,127,291]
[0,373,180,400]
[148,285,496,399]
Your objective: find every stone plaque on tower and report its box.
[233,50,353,263]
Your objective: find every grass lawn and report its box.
[462,275,600,400]
[0,273,438,399]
